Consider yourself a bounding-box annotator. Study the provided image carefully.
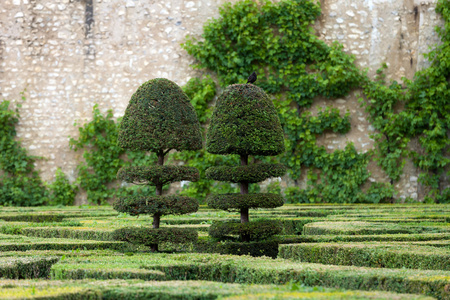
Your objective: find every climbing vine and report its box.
[361,0,450,202]
[0,95,48,206]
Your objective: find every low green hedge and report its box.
[0,214,65,222]
[113,226,198,246]
[277,232,450,244]
[206,163,286,183]
[194,236,279,258]
[302,221,440,235]
[0,256,59,279]
[0,279,430,300]
[0,238,130,252]
[117,166,199,186]
[207,193,284,211]
[52,267,166,281]
[21,227,115,241]
[209,219,283,241]
[278,242,450,270]
[48,252,450,299]
[113,195,198,216]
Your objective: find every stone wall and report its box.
[0,0,443,203]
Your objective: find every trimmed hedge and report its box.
[48,252,450,299]
[278,242,450,271]
[0,280,430,300]
[113,195,199,216]
[209,219,283,241]
[302,221,440,235]
[117,165,199,186]
[207,193,284,211]
[52,267,166,281]
[0,238,129,252]
[0,256,59,279]
[0,214,65,222]
[206,84,285,156]
[113,226,198,245]
[118,78,202,152]
[206,163,286,183]
[194,236,279,258]
[277,232,450,244]
[21,227,114,241]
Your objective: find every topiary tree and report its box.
[113,78,202,252]
[206,83,286,243]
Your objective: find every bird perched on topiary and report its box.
[247,71,257,84]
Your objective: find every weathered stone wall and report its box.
[0,0,443,203]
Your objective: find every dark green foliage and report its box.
[209,219,283,241]
[205,82,285,245]
[206,163,286,183]
[117,166,199,186]
[118,78,202,152]
[114,78,202,251]
[113,227,198,245]
[207,193,284,211]
[0,98,48,206]
[194,237,279,258]
[206,84,285,156]
[113,195,199,217]
[47,168,78,206]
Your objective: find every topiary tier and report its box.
[207,193,284,211]
[206,83,286,244]
[114,78,202,252]
[205,163,286,183]
[208,219,283,241]
[113,227,198,246]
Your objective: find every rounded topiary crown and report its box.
[118,78,202,152]
[206,84,285,156]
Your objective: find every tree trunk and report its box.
[150,151,165,252]
[240,154,250,242]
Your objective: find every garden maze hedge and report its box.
[0,204,449,299]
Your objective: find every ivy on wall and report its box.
[69,104,157,205]
[0,95,48,206]
[361,0,450,202]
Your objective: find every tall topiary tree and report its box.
[113,78,202,252]
[206,83,286,243]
